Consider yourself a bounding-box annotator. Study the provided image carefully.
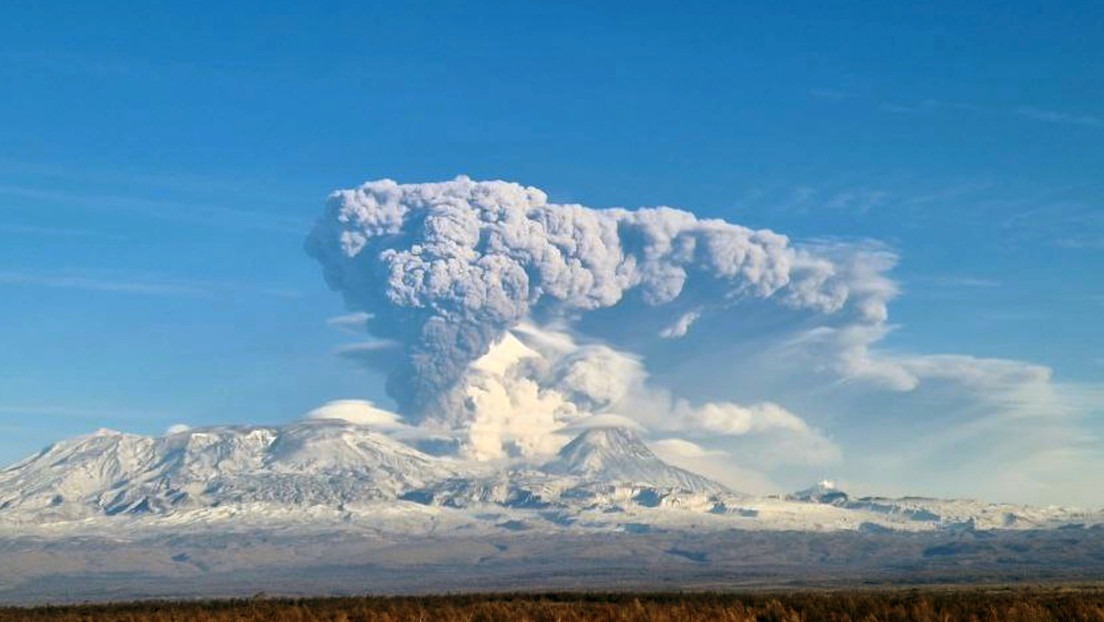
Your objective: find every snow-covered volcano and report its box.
[0,421,1099,534]
[0,420,726,524]
[543,426,725,493]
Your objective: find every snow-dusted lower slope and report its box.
[0,422,1100,536]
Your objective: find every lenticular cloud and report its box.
[305,176,880,459]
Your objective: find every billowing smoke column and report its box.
[306,177,868,452]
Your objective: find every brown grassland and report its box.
[2,588,1103,622]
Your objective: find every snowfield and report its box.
[1,420,1099,536]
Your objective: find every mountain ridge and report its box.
[0,421,1100,535]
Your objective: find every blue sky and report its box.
[0,1,1101,501]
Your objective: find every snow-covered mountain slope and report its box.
[0,422,1100,535]
[0,421,455,522]
[542,427,726,494]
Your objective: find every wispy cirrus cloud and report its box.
[916,275,1002,289]
[0,222,120,238]
[742,184,895,215]
[0,405,152,421]
[0,48,282,83]
[0,158,301,201]
[0,269,300,299]
[823,189,890,213]
[0,49,151,79]
[1015,106,1104,129]
[0,184,307,234]
[1055,236,1104,250]
[880,99,983,114]
[808,87,853,101]
[1001,196,1104,250]
[810,88,1103,131]
[743,175,1100,251]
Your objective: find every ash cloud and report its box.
[306,176,873,425]
[302,177,1104,502]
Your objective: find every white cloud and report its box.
[303,400,406,430]
[659,311,700,338]
[326,312,373,334]
[674,400,812,436]
[651,438,779,494]
[650,438,723,458]
[558,414,646,433]
[740,317,1104,503]
[417,323,837,470]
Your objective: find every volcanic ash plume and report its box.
[305,176,872,458]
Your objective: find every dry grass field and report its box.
[2,588,1103,622]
